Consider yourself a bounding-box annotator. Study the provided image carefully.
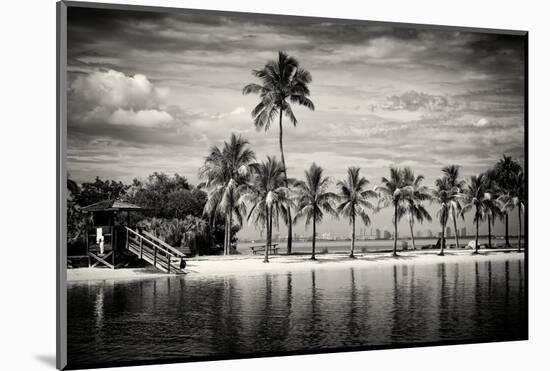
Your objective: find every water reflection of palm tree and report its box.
[307,270,323,346]
[473,261,483,330]
[487,261,493,295]
[390,265,408,343]
[222,277,242,353]
[504,261,510,308]
[345,268,361,344]
[437,263,450,339]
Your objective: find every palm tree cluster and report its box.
[198,52,526,260]
[198,134,256,255]
[200,134,525,260]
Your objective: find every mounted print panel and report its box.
[57,1,528,369]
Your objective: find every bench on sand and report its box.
[250,244,279,255]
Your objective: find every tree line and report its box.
[199,132,525,262]
[66,172,231,255]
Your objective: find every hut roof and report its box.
[81,199,143,212]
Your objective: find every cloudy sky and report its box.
[66,6,525,239]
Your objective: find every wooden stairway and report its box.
[125,227,186,274]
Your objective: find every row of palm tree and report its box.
[199,134,525,261]
[240,51,526,260]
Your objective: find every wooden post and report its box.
[139,238,143,259]
[153,246,157,268]
[167,256,170,273]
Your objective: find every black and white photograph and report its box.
[58,1,527,369]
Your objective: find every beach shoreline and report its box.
[67,249,524,282]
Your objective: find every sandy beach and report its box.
[67,249,524,282]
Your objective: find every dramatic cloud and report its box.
[383,90,453,112]
[71,70,167,109]
[69,69,178,128]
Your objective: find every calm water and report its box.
[67,257,526,368]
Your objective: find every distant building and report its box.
[383,230,391,239]
[376,228,381,239]
[321,232,332,240]
[427,230,433,238]
[461,227,467,237]
[446,227,452,237]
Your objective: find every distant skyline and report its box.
[66,7,525,239]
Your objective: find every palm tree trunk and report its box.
[264,206,270,263]
[311,213,317,260]
[505,213,510,247]
[439,223,445,256]
[350,213,356,258]
[474,211,479,254]
[224,216,229,255]
[278,109,293,255]
[228,202,233,255]
[517,207,522,252]
[452,209,460,249]
[393,203,398,256]
[488,215,492,249]
[409,218,416,250]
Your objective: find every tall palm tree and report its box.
[294,163,337,260]
[431,177,454,256]
[336,167,376,258]
[498,169,525,252]
[403,168,432,250]
[494,155,522,247]
[460,174,488,254]
[483,170,502,249]
[199,134,255,255]
[442,165,465,248]
[243,51,315,255]
[240,156,292,263]
[375,167,413,256]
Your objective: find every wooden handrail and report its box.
[126,227,175,257]
[124,227,186,273]
[143,231,186,257]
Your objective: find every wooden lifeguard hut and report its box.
[81,199,143,269]
[78,199,186,273]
